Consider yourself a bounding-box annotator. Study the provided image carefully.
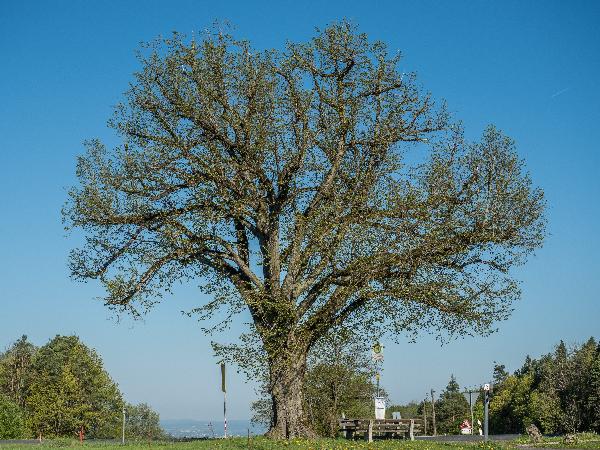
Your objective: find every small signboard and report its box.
[460,419,472,435]
[375,397,386,420]
[371,342,384,362]
[483,383,490,392]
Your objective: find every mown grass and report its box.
[4,434,600,450]
[513,432,600,449]
[0,438,507,450]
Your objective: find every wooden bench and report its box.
[339,418,424,442]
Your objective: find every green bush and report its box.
[0,394,26,439]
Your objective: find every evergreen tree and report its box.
[435,375,469,434]
[493,362,509,386]
[489,337,600,434]
[587,346,600,432]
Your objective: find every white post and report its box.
[122,407,125,444]
[470,391,474,435]
[221,362,227,438]
[224,390,228,438]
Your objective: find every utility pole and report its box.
[469,391,474,435]
[483,384,490,442]
[121,406,126,444]
[430,389,437,436]
[423,396,428,435]
[463,388,478,435]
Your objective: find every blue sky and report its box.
[1,0,599,421]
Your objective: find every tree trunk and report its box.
[266,350,317,439]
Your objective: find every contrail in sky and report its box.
[551,87,571,98]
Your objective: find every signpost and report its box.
[463,388,479,435]
[221,363,227,438]
[374,397,386,420]
[483,383,491,442]
[430,389,437,436]
[372,342,384,419]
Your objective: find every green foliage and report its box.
[0,394,26,439]
[125,403,165,440]
[0,335,37,408]
[435,376,470,434]
[252,329,380,437]
[64,20,546,437]
[387,401,421,419]
[25,335,123,438]
[390,337,600,437]
[490,337,600,435]
[0,335,141,439]
[492,363,508,386]
[305,363,378,437]
[589,354,600,432]
[489,374,536,433]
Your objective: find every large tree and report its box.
[252,328,380,437]
[0,335,36,409]
[124,403,165,440]
[65,22,545,438]
[26,336,122,438]
[435,375,470,434]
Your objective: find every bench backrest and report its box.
[340,418,424,433]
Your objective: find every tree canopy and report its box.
[64,21,545,437]
[125,403,165,440]
[0,394,25,439]
[0,335,164,440]
[435,375,470,434]
[490,338,600,434]
[0,335,36,409]
[26,335,122,438]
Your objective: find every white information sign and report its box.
[374,397,386,420]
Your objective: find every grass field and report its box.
[0,438,505,450]
[514,433,600,450]
[2,434,600,450]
